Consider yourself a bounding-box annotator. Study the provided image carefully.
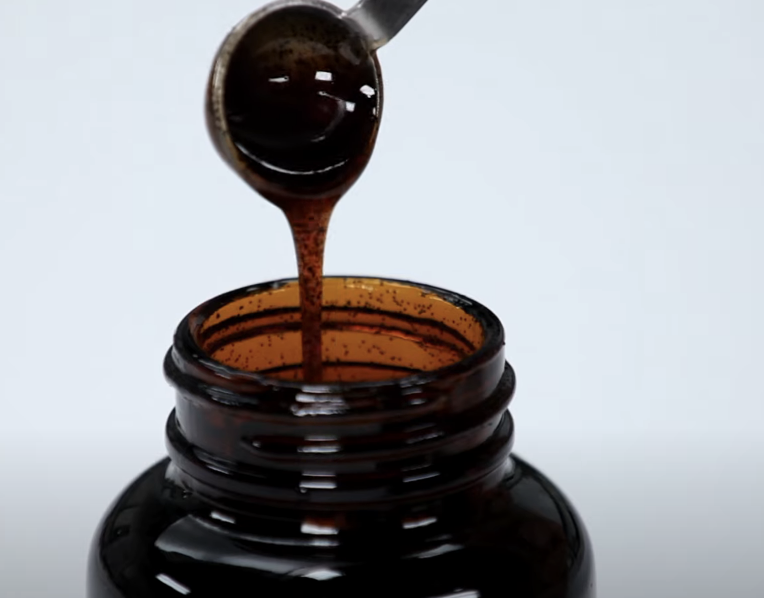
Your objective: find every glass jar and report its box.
[87,277,595,598]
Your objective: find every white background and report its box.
[1,0,763,596]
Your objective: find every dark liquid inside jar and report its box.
[87,278,596,598]
[197,277,480,382]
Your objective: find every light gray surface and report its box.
[1,1,763,596]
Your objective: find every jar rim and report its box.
[172,276,505,394]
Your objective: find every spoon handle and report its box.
[344,0,429,51]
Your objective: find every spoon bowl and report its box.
[206,0,384,208]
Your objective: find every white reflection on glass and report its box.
[345,101,356,113]
[156,515,340,566]
[403,471,439,483]
[301,521,339,535]
[292,393,348,417]
[403,516,437,530]
[301,434,341,454]
[156,573,190,595]
[360,84,375,97]
[406,430,443,445]
[414,543,461,559]
[299,479,338,490]
[269,75,289,83]
[315,71,333,81]
[299,444,340,454]
[209,511,235,524]
[302,568,343,580]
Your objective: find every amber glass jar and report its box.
[87,277,595,598]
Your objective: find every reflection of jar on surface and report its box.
[87,277,596,598]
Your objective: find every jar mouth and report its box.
[173,276,504,391]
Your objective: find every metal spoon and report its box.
[205,0,429,204]
[345,0,430,51]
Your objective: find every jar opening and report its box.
[191,277,490,383]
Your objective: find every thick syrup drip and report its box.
[223,6,382,381]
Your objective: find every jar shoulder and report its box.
[89,457,594,598]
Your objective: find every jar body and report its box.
[87,454,595,598]
[88,278,595,598]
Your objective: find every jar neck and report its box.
[163,277,515,510]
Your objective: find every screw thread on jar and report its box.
[164,277,514,510]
